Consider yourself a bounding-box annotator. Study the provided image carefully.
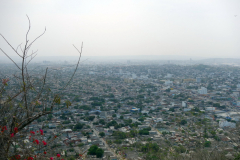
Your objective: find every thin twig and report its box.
[62,43,83,90]
[15,43,23,55]
[26,27,46,51]
[0,48,21,70]
[24,53,38,69]
[0,34,23,58]
[25,15,31,45]
[19,45,24,53]
[25,49,38,59]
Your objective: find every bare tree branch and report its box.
[0,16,83,159]
[15,43,23,54]
[26,49,38,59]
[0,48,21,70]
[19,45,24,53]
[24,53,38,69]
[25,15,31,46]
[26,27,46,51]
[0,34,23,58]
[62,43,83,90]
[18,111,52,131]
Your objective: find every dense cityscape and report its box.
[2,61,240,160]
[1,0,240,159]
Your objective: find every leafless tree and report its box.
[0,15,83,159]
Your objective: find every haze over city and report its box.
[0,0,240,61]
[3,1,240,160]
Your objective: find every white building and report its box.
[165,80,173,86]
[141,110,149,114]
[198,87,207,94]
[151,106,156,110]
[182,101,187,107]
[184,108,191,112]
[219,120,236,128]
[155,118,163,122]
[165,73,172,78]
[148,69,151,74]
[205,107,216,111]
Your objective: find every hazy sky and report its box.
[0,0,240,58]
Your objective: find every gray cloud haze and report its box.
[0,0,240,59]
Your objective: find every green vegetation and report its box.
[99,132,105,137]
[141,142,159,153]
[106,120,120,128]
[74,123,84,130]
[99,119,105,125]
[84,116,95,121]
[180,119,187,125]
[63,120,71,124]
[79,105,91,110]
[213,103,226,109]
[204,141,211,147]
[173,145,186,153]
[112,131,127,139]
[87,145,104,158]
[114,139,122,144]
[139,127,151,135]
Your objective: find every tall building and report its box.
[148,69,151,74]
[198,87,207,94]
[182,101,187,107]
[124,78,134,83]
[165,73,172,78]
